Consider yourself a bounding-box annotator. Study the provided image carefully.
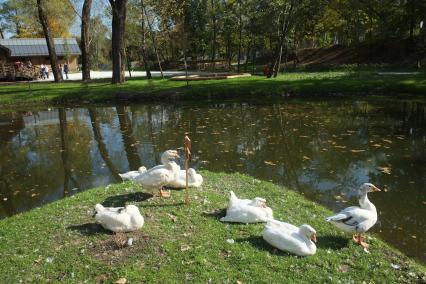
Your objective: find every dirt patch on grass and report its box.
[89,230,151,265]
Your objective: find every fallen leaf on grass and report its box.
[181,245,191,252]
[339,264,349,273]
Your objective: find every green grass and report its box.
[0,171,424,283]
[0,70,425,107]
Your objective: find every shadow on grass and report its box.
[141,201,186,208]
[235,236,293,256]
[202,208,226,220]
[102,192,153,207]
[68,222,110,236]
[316,235,349,250]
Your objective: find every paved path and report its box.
[40,70,193,82]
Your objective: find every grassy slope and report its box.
[0,71,425,107]
[0,172,424,283]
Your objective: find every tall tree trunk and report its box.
[0,28,4,39]
[140,0,152,79]
[142,2,163,79]
[210,0,217,69]
[81,0,92,81]
[237,5,243,73]
[270,0,295,78]
[37,0,62,83]
[109,0,127,84]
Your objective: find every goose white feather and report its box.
[220,191,273,223]
[326,183,381,248]
[167,168,203,188]
[118,166,147,181]
[94,204,144,233]
[263,220,317,256]
[130,150,181,196]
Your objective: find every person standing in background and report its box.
[63,62,69,79]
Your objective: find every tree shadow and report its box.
[102,192,153,207]
[235,236,292,257]
[67,223,111,236]
[316,235,349,250]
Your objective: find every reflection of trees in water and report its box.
[88,108,121,181]
[116,106,140,170]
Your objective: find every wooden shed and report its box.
[0,38,81,73]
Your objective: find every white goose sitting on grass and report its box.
[326,183,381,248]
[94,204,144,233]
[168,168,203,188]
[131,150,181,197]
[220,191,273,223]
[119,166,147,181]
[263,220,317,256]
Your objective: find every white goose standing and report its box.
[263,220,317,256]
[132,150,180,197]
[94,204,144,233]
[326,183,381,248]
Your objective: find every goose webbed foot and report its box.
[353,234,369,248]
[159,187,171,198]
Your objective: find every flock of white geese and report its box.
[94,149,381,256]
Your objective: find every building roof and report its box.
[0,38,81,57]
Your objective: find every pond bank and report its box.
[0,71,425,107]
[0,171,424,283]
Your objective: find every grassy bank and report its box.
[0,171,424,283]
[0,71,425,107]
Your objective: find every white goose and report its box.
[167,168,203,188]
[94,204,144,233]
[220,191,273,223]
[263,220,317,256]
[326,183,381,248]
[133,150,180,197]
[119,166,147,181]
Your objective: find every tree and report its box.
[37,0,62,82]
[109,0,128,84]
[81,0,93,81]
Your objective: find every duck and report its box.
[167,168,203,188]
[220,191,273,223]
[94,204,144,233]
[132,150,180,197]
[119,166,147,181]
[263,220,317,256]
[325,183,381,248]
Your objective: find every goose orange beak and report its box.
[372,186,381,192]
[311,233,317,243]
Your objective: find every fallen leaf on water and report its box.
[376,166,391,175]
[383,139,392,144]
[411,235,417,239]
[302,156,310,160]
[264,161,276,166]
[372,144,382,148]
[350,149,365,153]
[334,145,346,149]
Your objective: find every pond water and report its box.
[0,97,425,263]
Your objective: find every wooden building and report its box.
[0,38,81,71]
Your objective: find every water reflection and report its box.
[0,98,425,263]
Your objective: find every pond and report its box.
[0,97,425,263]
